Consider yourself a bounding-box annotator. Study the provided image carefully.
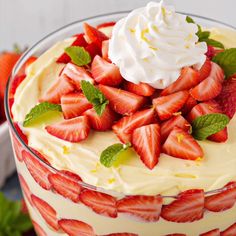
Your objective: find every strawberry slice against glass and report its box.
[10,74,26,98]
[32,220,47,236]
[221,223,236,236]
[12,132,24,162]
[123,81,155,97]
[18,174,33,206]
[200,229,220,236]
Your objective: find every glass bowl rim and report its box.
[4,10,236,198]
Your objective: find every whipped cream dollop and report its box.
[109,1,208,89]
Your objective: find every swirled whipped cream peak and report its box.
[109,1,208,89]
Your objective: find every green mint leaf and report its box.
[192,113,230,140]
[65,46,91,66]
[100,143,131,168]
[23,102,62,127]
[186,16,195,24]
[212,48,236,78]
[204,38,225,49]
[198,31,210,41]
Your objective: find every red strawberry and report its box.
[12,133,24,162]
[61,93,92,119]
[91,55,123,86]
[18,56,37,76]
[199,59,212,82]
[58,219,95,236]
[209,62,225,83]
[31,148,50,165]
[79,189,117,218]
[200,229,220,236]
[205,45,215,59]
[99,85,146,115]
[132,124,161,169]
[97,21,116,29]
[85,42,101,59]
[153,91,189,120]
[162,127,204,160]
[10,74,26,98]
[22,150,52,190]
[14,122,28,144]
[40,75,75,104]
[31,195,59,230]
[45,116,90,143]
[102,40,111,62]
[221,223,236,236]
[32,221,47,236]
[161,189,204,223]
[21,199,28,214]
[205,181,236,212]
[124,81,155,97]
[18,174,33,206]
[181,95,197,115]
[117,195,162,222]
[104,234,138,236]
[112,108,155,143]
[84,106,117,131]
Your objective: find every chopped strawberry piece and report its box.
[132,124,161,170]
[112,108,155,143]
[200,229,220,236]
[207,128,228,143]
[221,223,236,236]
[18,174,33,206]
[199,59,212,82]
[92,55,123,86]
[31,195,59,230]
[161,189,204,223]
[124,81,155,97]
[117,195,162,222]
[205,45,216,59]
[162,127,204,160]
[153,91,189,120]
[79,189,117,218]
[10,74,26,98]
[97,21,116,29]
[181,96,197,115]
[99,85,146,115]
[30,148,50,165]
[59,219,95,236]
[104,234,138,236]
[12,133,24,162]
[32,221,47,236]
[61,93,92,119]
[45,116,90,143]
[85,42,101,59]
[102,40,111,62]
[209,62,225,83]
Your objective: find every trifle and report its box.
[5,1,236,235]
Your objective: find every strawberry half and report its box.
[32,221,47,236]
[18,174,33,206]
[221,223,236,236]
[162,127,204,160]
[117,195,162,222]
[123,81,155,97]
[199,59,212,82]
[61,93,92,119]
[200,229,220,236]
[102,40,111,62]
[59,219,95,236]
[45,116,90,143]
[112,108,155,143]
[79,189,117,218]
[161,189,204,223]
[99,85,146,115]
[132,124,161,170]
[153,91,189,120]
[91,55,123,86]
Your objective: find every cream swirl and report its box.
[108,1,208,89]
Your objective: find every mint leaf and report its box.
[23,102,62,127]
[100,143,131,168]
[81,80,108,116]
[204,38,225,49]
[186,16,195,23]
[213,48,236,78]
[65,46,91,66]
[192,113,230,140]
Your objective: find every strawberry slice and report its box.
[162,127,204,160]
[83,106,117,131]
[22,150,52,190]
[199,59,212,82]
[124,81,155,97]
[117,195,162,222]
[205,45,216,59]
[181,95,197,115]
[32,221,47,236]
[85,42,101,59]
[99,85,146,115]
[200,229,220,236]
[14,122,28,144]
[31,195,59,230]
[153,91,189,121]
[10,74,26,98]
[205,181,236,212]
[18,174,33,206]
[12,133,24,162]
[91,55,123,86]
[97,21,116,29]
[59,219,95,236]
[79,189,117,218]
[112,108,155,143]
[61,93,92,119]
[221,223,236,236]
[132,124,161,169]
[161,189,204,223]
[40,75,75,104]
[45,116,90,143]
[102,40,111,62]
[104,234,138,236]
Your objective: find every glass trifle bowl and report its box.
[5,10,236,236]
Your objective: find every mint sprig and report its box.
[192,113,230,140]
[100,143,131,168]
[65,46,91,66]
[23,102,62,127]
[81,80,108,116]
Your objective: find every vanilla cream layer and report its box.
[12,28,236,196]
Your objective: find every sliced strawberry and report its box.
[23,150,52,190]
[14,122,28,144]
[85,42,101,59]
[205,45,215,59]
[10,74,26,98]
[112,108,155,143]
[79,189,117,218]
[32,220,47,236]
[59,219,95,236]
[84,106,117,131]
[31,148,50,165]
[221,223,236,236]
[162,127,204,160]
[153,91,189,120]
[92,55,123,86]
[200,229,220,236]
[207,128,228,143]
[12,133,24,162]
[199,59,212,82]
[102,40,111,62]
[104,234,138,236]
[31,195,59,230]
[117,195,162,222]
[40,75,75,104]
[209,62,225,83]
[161,189,204,223]
[97,21,116,29]
[99,85,146,115]
[124,81,155,97]
[181,95,197,115]
[132,124,161,169]
[18,174,33,206]
[61,93,92,119]
[45,116,90,143]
